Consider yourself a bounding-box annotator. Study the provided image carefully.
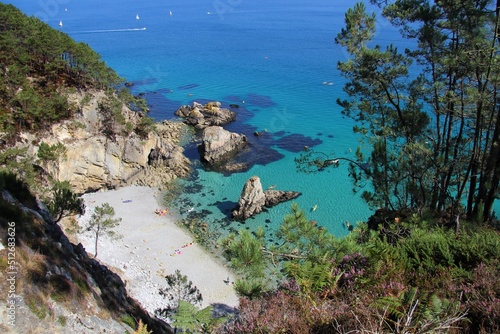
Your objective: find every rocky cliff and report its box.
[0,175,171,333]
[18,91,190,194]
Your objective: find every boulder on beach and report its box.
[174,101,236,129]
[232,176,301,220]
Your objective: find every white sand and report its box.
[76,186,239,315]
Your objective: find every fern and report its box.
[172,301,213,333]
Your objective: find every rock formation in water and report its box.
[232,176,267,220]
[264,189,301,207]
[174,101,236,129]
[199,126,248,165]
[232,176,301,220]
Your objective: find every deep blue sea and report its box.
[9,0,499,238]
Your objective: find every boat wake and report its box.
[72,27,147,34]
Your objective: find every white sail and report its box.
[136,14,140,20]
[59,20,63,27]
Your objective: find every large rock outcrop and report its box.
[174,101,236,129]
[20,91,190,193]
[232,176,301,220]
[199,126,247,165]
[232,176,266,220]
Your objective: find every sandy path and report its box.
[76,186,239,315]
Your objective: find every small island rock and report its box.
[175,101,236,129]
[232,176,301,220]
[232,176,266,220]
[200,126,247,165]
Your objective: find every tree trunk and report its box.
[475,107,500,222]
[94,231,99,258]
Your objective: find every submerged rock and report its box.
[175,101,236,129]
[232,176,301,220]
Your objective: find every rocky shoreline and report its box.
[17,91,191,194]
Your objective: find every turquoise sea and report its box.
[9,0,498,238]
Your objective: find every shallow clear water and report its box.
[11,0,498,237]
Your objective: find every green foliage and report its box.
[295,0,500,222]
[223,204,500,332]
[222,205,356,298]
[121,314,136,329]
[57,315,67,327]
[172,300,222,333]
[222,229,266,278]
[37,142,66,163]
[374,288,464,333]
[46,181,84,222]
[156,269,203,320]
[0,148,38,191]
[135,115,156,139]
[0,3,123,135]
[274,203,337,262]
[233,278,267,299]
[117,87,149,113]
[283,260,337,296]
[81,202,121,257]
[335,2,376,54]
[97,96,126,139]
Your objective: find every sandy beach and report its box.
[76,186,239,315]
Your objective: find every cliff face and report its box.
[0,178,172,333]
[18,91,190,193]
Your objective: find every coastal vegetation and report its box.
[0,3,162,198]
[297,0,500,225]
[1,1,500,333]
[80,202,122,258]
[155,269,225,333]
[221,0,500,332]
[219,204,500,333]
[0,3,151,140]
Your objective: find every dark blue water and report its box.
[12,0,495,237]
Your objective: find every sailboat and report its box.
[136,14,140,20]
[59,20,63,27]
[169,10,173,16]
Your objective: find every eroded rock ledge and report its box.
[232,176,301,220]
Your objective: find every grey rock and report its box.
[175,101,236,129]
[264,189,301,207]
[232,176,266,220]
[232,176,301,220]
[200,126,247,164]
